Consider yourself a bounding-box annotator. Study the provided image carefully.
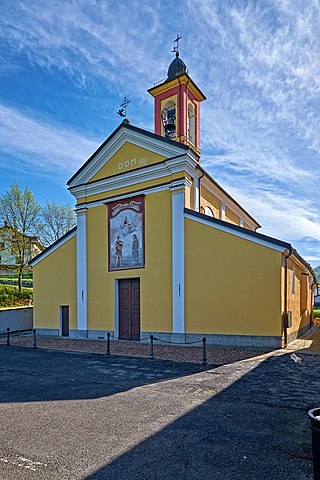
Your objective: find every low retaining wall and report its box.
[0,307,33,333]
[33,328,282,349]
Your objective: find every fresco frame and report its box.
[108,195,145,272]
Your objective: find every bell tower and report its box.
[148,36,206,155]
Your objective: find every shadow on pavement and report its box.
[85,352,318,480]
[0,346,318,479]
[0,345,210,403]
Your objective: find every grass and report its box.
[0,277,33,288]
[0,272,33,288]
[314,308,320,319]
[0,272,32,279]
[0,285,33,308]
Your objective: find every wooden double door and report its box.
[119,278,140,341]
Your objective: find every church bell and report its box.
[163,108,176,138]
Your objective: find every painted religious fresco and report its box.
[108,196,145,271]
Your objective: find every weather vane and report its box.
[171,34,182,55]
[117,96,131,118]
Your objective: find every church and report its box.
[30,44,316,349]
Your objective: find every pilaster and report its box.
[171,188,185,334]
[76,208,88,333]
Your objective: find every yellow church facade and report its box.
[30,50,316,349]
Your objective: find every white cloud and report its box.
[0,0,165,97]
[0,104,99,178]
[216,177,320,262]
[1,0,320,264]
[183,0,320,263]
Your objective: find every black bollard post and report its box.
[33,328,37,349]
[150,335,154,359]
[6,328,10,346]
[202,337,207,367]
[106,332,111,356]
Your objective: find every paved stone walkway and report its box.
[285,322,320,354]
[219,352,320,410]
[0,333,271,365]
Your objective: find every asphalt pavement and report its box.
[0,345,318,479]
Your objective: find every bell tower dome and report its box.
[148,37,206,155]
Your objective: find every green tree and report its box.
[39,201,76,247]
[0,181,41,291]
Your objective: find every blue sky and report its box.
[1,0,319,266]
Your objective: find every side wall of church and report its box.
[200,186,221,218]
[282,257,313,342]
[185,218,282,338]
[33,236,77,332]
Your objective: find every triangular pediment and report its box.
[68,123,190,188]
[90,142,165,182]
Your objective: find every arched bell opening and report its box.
[161,100,176,139]
[187,102,196,146]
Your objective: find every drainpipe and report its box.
[283,247,292,348]
[196,167,205,213]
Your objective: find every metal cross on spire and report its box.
[171,34,182,55]
[117,96,131,118]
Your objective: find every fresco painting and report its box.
[108,196,145,271]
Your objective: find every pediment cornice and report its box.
[68,123,197,188]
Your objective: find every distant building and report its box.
[0,222,43,267]
[315,291,320,308]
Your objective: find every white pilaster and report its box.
[76,208,88,332]
[221,202,226,221]
[171,189,185,334]
[194,177,200,212]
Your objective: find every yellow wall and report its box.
[225,207,240,225]
[284,257,313,336]
[243,222,252,230]
[33,236,77,330]
[200,177,258,230]
[200,186,243,226]
[200,186,221,218]
[86,190,172,333]
[185,184,192,209]
[185,218,282,336]
[90,142,165,182]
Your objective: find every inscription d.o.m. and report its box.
[118,158,137,170]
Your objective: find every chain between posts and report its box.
[102,333,208,364]
[2,329,208,366]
